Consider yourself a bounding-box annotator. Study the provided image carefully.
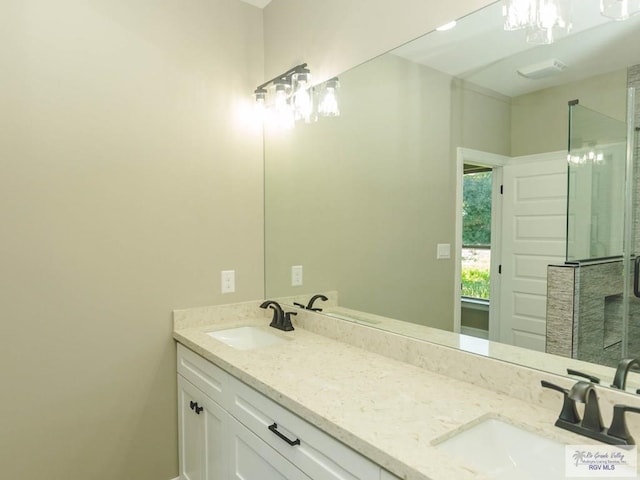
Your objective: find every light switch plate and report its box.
[437,243,451,260]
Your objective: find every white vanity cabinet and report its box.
[176,344,401,480]
[178,375,229,480]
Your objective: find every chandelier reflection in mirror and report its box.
[253,63,340,129]
[503,0,640,44]
[568,147,605,165]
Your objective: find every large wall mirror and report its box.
[264,0,640,389]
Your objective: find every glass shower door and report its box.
[567,104,627,263]
[567,93,634,366]
[624,88,639,360]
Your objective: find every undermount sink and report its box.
[435,417,565,479]
[207,326,287,350]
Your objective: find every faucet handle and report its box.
[282,311,297,331]
[607,405,640,445]
[306,294,328,311]
[541,380,581,424]
[567,369,601,384]
[293,302,306,309]
[612,358,640,390]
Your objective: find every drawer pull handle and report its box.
[268,423,301,446]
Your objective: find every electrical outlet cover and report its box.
[221,270,235,293]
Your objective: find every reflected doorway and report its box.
[454,148,506,341]
[461,166,493,338]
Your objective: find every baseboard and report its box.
[461,326,489,339]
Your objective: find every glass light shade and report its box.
[274,83,287,108]
[526,0,572,44]
[503,0,536,30]
[292,72,314,123]
[271,77,291,104]
[318,78,340,117]
[292,72,310,94]
[601,0,640,20]
[274,83,294,129]
[294,90,313,122]
[254,89,267,122]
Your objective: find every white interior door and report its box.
[499,152,567,351]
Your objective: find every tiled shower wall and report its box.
[547,261,623,368]
[546,264,577,358]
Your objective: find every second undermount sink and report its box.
[207,326,287,350]
[435,417,566,479]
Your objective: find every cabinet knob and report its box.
[195,405,204,414]
[189,401,197,411]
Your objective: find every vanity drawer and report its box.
[229,377,379,480]
[177,343,230,408]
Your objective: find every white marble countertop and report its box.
[172,302,618,480]
[292,301,640,394]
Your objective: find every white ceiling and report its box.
[240,0,272,8]
[392,0,640,97]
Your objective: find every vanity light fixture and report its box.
[504,0,640,43]
[568,144,605,165]
[253,63,340,128]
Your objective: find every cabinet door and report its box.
[228,416,311,480]
[178,375,229,480]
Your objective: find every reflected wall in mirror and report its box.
[265,0,640,386]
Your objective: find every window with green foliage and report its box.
[462,170,492,300]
